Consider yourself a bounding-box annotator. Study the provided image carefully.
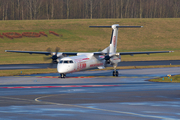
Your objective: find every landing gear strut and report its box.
[112,64,118,77]
[60,73,66,78]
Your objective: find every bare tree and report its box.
[66,0,70,19]
[85,0,89,18]
[90,0,93,19]
[111,0,114,18]
[0,0,180,20]
[125,0,129,18]
[60,0,64,19]
[173,0,179,18]
[121,0,123,18]
[5,1,9,20]
[140,0,142,18]
[26,0,33,20]
[154,0,157,18]
[46,0,49,19]
[17,0,20,19]
[116,0,120,18]
[51,0,54,19]
[21,2,24,20]
[2,3,5,20]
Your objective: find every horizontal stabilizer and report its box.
[117,26,143,28]
[89,26,143,28]
[89,26,111,28]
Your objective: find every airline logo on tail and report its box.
[113,36,116,47]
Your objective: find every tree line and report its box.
[0,0,179,20]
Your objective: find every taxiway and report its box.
[0,67,180,120]
[0,60,180,70]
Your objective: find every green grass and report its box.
[0,68,57,76]
[0,18,180,65]
[149,75,180,83]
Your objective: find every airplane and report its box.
[5,24,173,78]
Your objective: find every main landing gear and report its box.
[60,73,66,78]
[113,70,119,77]
[112,64,119,77]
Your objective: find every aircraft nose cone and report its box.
[57,63,74,73]
[57,63,64,73]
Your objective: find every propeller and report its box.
[101,47,111,66]
[44,47,61,64]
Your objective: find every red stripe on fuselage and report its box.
[90,63,103,67]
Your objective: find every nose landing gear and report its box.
[60,73,66,78]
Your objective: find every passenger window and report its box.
[60,60,63,63]
[69,60,73,63]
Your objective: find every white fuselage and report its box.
[57,53,104,74]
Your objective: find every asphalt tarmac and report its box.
[0,67,180,120]
[0,60,180,70]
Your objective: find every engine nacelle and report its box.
[110,55,121,64]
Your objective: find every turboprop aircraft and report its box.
[5,24,173,78]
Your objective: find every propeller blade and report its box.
[46,47,52,53]
[44,57,52,61]
[44,47,60,63]
[55,47,60,55]
[107,47,110,55]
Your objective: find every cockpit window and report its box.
[59,60,74,64]
[64,61,68,63]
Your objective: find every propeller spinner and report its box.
[44,47,61,64]
[102,47,111,65]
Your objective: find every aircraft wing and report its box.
[5,50,105,56]
[5,50,78,56]
[93,51,174,56]
[5,50,173,56]
[5,50,51,55]
[119,51,173,56]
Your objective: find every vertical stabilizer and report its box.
[109,24,119,54]
[89,25,143,54]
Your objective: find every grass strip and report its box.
[0,68,57,77]
[149,75,180,83]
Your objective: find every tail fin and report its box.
[109,24,119,53]
[89,25,143,54]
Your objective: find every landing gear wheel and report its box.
[112,70,118,77]
[60,73,66,78]
[116,71,119,77]
[113,71,115,76]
